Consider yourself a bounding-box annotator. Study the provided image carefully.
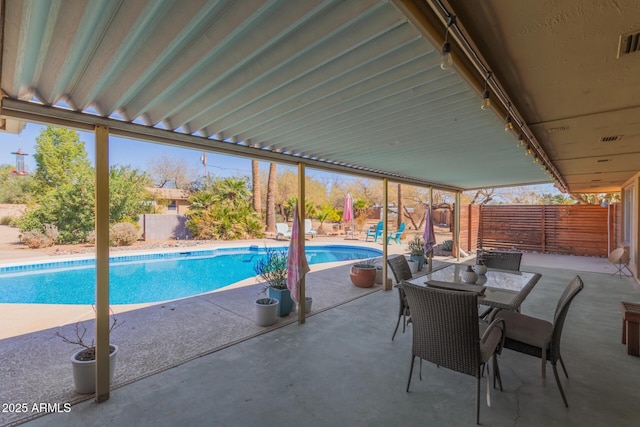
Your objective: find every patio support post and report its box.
[94,125,110,402]
[383,178,391,290]
[297,163,306,324]
[429,186,433,272]
[455,191,461,261]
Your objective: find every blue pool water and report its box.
[0,245,381,305]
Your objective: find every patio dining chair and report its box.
[490,275,584,407]
[365,221,384,242]
[387,255,421,340]
[476,249,522,271]
[401,281,506,425]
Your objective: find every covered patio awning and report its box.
[1,0,573,192]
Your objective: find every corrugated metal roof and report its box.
[0,0,551,190]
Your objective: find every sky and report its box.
[0,122,561,197]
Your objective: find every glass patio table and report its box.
[407,264,542,311]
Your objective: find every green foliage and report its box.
[441,240,453,251]
[283,196,316,222]
[407,236,424,256]
[316,204,340,225]
[254,247,288,290]
[32,127,91,193]
[187,177,264,240]
[0,165,35,203]
[109,166,152,223]
[16,127,152,244]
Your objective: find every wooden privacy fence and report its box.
[455,204,619,257]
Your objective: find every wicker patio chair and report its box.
[387,255,429,340]
[476,249,522,271]
[401,281,506,424]
[491,275,584,407]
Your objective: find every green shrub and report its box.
[110,222,139,246]
[254,247,288,290]
[441,240,453,251]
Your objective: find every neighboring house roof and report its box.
[146,188,190,201]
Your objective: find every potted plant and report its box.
[254,297,279,326]
[349,259,377,288]
[254,247,294,317]
[407,236,425,271]
[55,309,121,394]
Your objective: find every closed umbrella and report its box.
[343,193,354,238]
[287,202,310,305]
[423,206,436,272]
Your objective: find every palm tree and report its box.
[266,163,277,232]
[251,160,261,217]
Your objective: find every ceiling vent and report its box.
[618,31,640,57]
[548,125,569,132]
[600,135,623,143]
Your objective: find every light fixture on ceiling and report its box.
[440,15,456,70]
[525,147,533,156]
[517,134,526,147]
[481,72,491,110]
[504,102,513,131]
[504,115,513,132]
[533,156,541,164]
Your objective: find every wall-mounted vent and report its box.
[600,135,623,143]
[548,125,569,132]
[597,159,610,163]
[618,31,640,57]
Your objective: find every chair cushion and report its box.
[498,310,553,349]
[478,323,502,363]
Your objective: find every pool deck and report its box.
[0,236,406,340]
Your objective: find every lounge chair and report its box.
[275,223,291,240]
[304,219,317,238]
[387,222,406,244]
[365,221,383,242]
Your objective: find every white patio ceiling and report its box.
[3,0,636,193]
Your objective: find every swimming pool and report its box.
[0,245,381,305]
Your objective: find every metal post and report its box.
[297,163,306,324]
[455,191,461,261]
[383,179,391,290]
[94,125,110,402]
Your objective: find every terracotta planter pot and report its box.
[350,264,377,288]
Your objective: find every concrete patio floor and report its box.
[7,253,639,426]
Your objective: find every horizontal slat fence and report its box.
[475,204,615,257]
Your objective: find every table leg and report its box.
[626,321,639,356]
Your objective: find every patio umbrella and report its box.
[343,192,354,238]
[423,206,436,271]
[287,202,310,304]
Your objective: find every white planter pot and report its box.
[305,297,313,313]
[71,345,118,394]
[408,261,419,274]
[255,298,279,326]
